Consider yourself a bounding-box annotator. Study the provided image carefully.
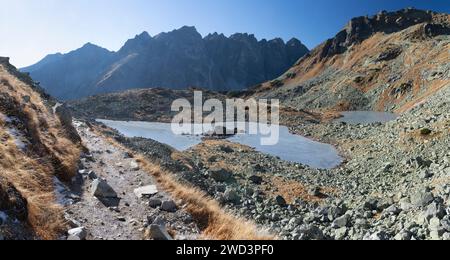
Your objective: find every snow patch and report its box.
[0,113,30,151]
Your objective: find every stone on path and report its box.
[67,227,87,240]
[91,179,118,198]
[134,185,158,199]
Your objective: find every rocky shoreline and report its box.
[94,85,450,240]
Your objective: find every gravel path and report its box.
[62,121,200,240]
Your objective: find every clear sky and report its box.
[0,0,448,67]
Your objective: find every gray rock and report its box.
[220,146,234,153]
[410,191,434,208]
[335,227,348,240]
[152,216,166,226]
[224,189,241,204]
[424,202,445,220]
[394,231,412,240]
[429,217,442,231]
[441,216,450,231]
[87,171,97,180]
[363,198,379,211]
[130,160,140,171]
[308,187,321,196]
[430,229,444,240]
[275,195,287,207]
[333,214,350,228]
[249,175,263,185]
[297,225,325,240]
[442,233,450,240]
[134,185,158,199]
[384,205,402,215]
[148,198,162,208]
[354,218,369,229]
[148,224,173,240]
[91,179,117,198]
[161,200,177,212]
[209,168,233,182]
[363,231,390,240]
[419,169,433,179]
[67,227,87,240]
[399,198,413,211]
[327,206,345,221]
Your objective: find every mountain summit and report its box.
[22,27,309,100]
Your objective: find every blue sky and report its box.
[0,0,448,67]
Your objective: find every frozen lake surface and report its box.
[335,111,397,124]
[98,119,343,169]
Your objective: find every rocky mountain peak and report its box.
[120,31,153,54]
[75,43,111,56]
[135,31,151,40]
[0,56,10,64]
[286,38,303,46]
[230,33,259,44]
[318,8,445,59]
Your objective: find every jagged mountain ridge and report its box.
[23,26,309,100]
[250,8,450,113]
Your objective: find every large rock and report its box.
[134,185,158,199]
[148,198,162,208]
[209,168,233,182]
[224,189,241,204]
[161,200,177,212]
[275,195,287,207]
[297,225,325,240]
[333,214,350,228]
[410,190,434,208]
[424,202,445,220]
[67,227,87,240]
[249,175,263,185]
[91,179,118,198]
[130,160,140,171]
[148,224,173,240]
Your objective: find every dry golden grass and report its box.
[138,158,273,240]
[263,176,338,204]
[98,131,273,240]
[0,63,82,239]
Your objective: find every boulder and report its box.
[308,187,321,197]
[410,190,434,208]
[224,189,241,204]
[249,175,263,185]
[67,227,87,240]
[297,225,325,240]
[148,224,173,240]
[335,227,348,240]
[161,200,177,212]
[148,198,162,208]
[275,195,287,207]
[333,214,350,228]
[91,179,118,198]
[130,160,140,171]
[134,185,158,199]
[209,168,233,182]
[424,202,445,220]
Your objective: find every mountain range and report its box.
[22,26,308,100]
